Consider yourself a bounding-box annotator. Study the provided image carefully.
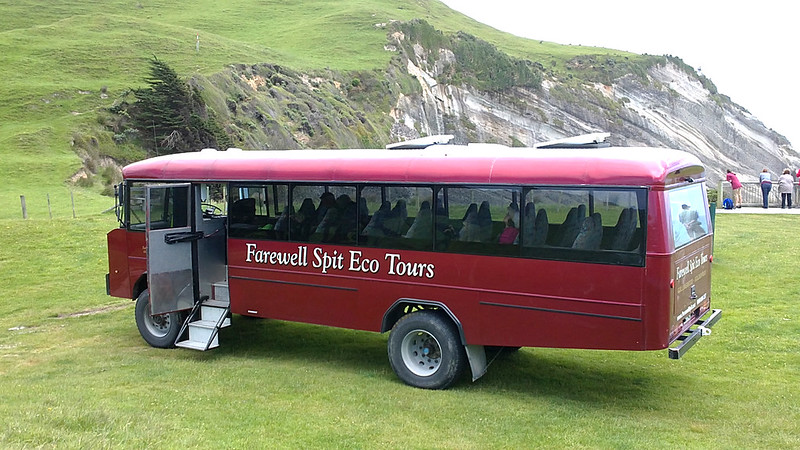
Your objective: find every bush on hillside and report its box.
[395,20,542,92]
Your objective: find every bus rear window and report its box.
[668,185,710,249]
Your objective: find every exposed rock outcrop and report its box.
[187,21,797,186]
[388,32,798,184]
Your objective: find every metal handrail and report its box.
[175,295,208,346]
[717,180,799,208]
[202,303,231,351]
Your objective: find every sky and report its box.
[440,0,798,149]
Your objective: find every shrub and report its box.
[707,187,718,205]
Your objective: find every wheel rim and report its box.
[143,302,171,338]
[400,329,442,377]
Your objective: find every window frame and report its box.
[128,180,652,267]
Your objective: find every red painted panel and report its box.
[227,239,648,349]
[107,229,147,299]
[106,228,131,298]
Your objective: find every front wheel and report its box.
[387,311,467,389]
[134,289,184,348]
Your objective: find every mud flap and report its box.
[465,344,488,381]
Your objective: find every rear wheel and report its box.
[388,311,467,389]
[134,289,184,348]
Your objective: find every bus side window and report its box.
[526,188,589,248]
[229,184,289,240]
[441,187,521,256]
[523,187,645,266]
[300,185,357,244]
[360,185,433,250]
[229,184,262,237]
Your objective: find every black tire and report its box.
[387,311,467,390]
[134,289,184,348]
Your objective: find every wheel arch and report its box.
[381,298,467,346]
[383,299,489,386]
[132,272,148,301]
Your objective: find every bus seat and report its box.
[459,210,481,242]
[609,207,637,250]
[230,198,257,228]
[462,203,478,222]
[385,200,408,236]
[405,201,433,240]
[557,204,585,247]
[314,192,337,229]
[294,198,317,241]
[506,201,520,229]
[531,208,548,246]
[477,201,493,242]
[362,201,391,238]
[573,213,602,250]
[310,208,338,243]
[521,202,536,245]
[334,194,357,243]
[274,205,295,240]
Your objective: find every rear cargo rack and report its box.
[668,309,722,359]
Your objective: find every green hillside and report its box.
[0,0,637,220]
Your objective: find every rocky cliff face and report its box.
[388,34,798,184]
[194,23,797,186]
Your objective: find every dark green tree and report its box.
[126,56,229,155]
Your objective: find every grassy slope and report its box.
[0,0,635,220]
[0,214,798,447]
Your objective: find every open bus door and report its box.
[145,183,197,315]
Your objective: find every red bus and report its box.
[106,135,721,389]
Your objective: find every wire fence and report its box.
[8,191,115,220]
[18,193,78,219]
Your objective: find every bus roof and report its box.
[121,146,705,186]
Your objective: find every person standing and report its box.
[759,168,773,209]
[726,169,743,208]
[778,169,794,209]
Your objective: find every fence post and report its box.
[71,191,76,218]
[20,195,27,219]
[47,193,53,219]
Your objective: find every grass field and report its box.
[0,0,640,223]
[0,213,798,448]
